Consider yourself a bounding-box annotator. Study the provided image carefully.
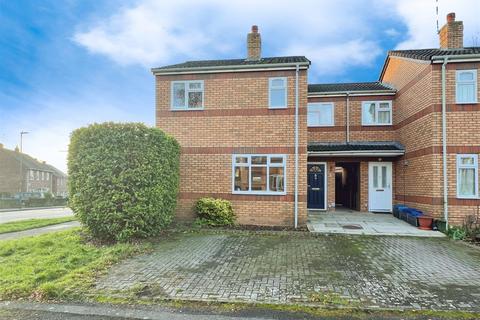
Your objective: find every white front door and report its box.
[368,162,392,212]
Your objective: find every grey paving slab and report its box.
[307,210,445,237]
[0,221,80,241]
[96,231,480,311]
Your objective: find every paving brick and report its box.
[96,231,480,310]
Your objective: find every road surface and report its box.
[0,207,73,224]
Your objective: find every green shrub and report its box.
[194,197,235,226]
[447,226,467,240]
[68,122,180,242]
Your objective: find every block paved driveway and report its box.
[96,231,480,311]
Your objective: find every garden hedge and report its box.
[68,122,180,241]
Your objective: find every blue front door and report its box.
[307,164,326,209]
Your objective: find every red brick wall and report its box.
[156,69,308,226]
[383,57,480,225]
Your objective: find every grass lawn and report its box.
[0,228,151,300]
[0,217,76,234]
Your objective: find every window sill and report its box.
[456,196,479,200]
[361,123,393,126]
[232,191,287,196]
[268,106,288,110]
[455,101,478,105]
[170,108,204,111]
[308,124,335,127]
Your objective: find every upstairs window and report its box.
[456,70,477,104]
[171,80,204,110]
[307,103,334,127]
[362,101,392,125]
[457,154,478,198]
[269,77,287,108]
[233,154,286,195]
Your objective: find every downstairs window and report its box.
[457,154,478,198]
[232,154,286,195]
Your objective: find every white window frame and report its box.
[456,154,479,199]
[170,80,204,110]
[307,102,335,127]
[456,69,478,104]
[232,154,287,195]
[361,101,393,126]
[268,77,287,109]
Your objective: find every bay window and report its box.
[233,154,286,194]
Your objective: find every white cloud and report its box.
[384,28,401,38]
[74,0,389,76]
[391,0,480,49]
[283,40,382,76]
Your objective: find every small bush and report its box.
[68,122,180,242]
[194,198,235,226]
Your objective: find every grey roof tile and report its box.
[308,82,395,94]
[153,56,310,71]
[388,47,480,61]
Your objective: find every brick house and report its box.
[153,14,479,228]
[0,144,67,198]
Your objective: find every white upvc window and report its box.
[269,77,287,109]
[457,154,478,199]
[29,170,34,180]
[456,70,478,104]
[362,101,392,125]
[232,154,286,195]
[171,80,204,110]
[307,102,334,127]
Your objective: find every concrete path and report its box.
[0,301,452,320]
[0,221,80,241]
[97,231,480,311]
[308,210,445,237]
[0,207,73,224]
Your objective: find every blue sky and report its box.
[0,0,479,172]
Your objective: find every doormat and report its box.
[342,224,363,230]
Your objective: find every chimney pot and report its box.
[251,25,258,33]
[446,12,455,23]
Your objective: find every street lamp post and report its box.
[20,131,29,153]
[19,131,29,195]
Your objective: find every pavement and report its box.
[307,209,445,237]
[0,301,468,320]
[97,230,480,311]
[0,221,80,241]
[0,207,73,224]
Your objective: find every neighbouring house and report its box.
[152,13,479,227]
[0,143,68,198]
